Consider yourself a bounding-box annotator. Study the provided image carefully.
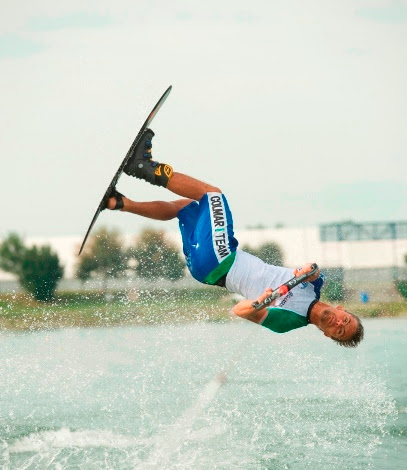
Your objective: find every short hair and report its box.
[332,313,364,348]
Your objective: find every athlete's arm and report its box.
[293,263,320,282]
[232,288,273,324]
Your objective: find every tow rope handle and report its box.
[251,263,319,310]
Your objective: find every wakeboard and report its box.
[78,85,172,255]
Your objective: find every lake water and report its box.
[0,318,406,469]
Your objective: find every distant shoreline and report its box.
[1,290,406,332]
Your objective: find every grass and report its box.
[1,289,406,331]
[342,301,407,318]
[0,288,234,331]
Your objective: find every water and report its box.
[0,318,405,469]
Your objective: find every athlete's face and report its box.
[319,306,358,342]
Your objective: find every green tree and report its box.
[76,227,126,285]
[397,254,407,299]
[242,241,284,266]
[20,245,64,301]
[0,232,26,275]
[130,228,185,280]
[0,233,64,301]
[321,268,345,302]
[323,280,345,302]
[396,281,407,299]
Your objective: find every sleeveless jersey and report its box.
[225,250,323,333]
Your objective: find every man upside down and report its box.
[105,129,364,348]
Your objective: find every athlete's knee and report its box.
[174,198,194,213]
[205,184,222,194]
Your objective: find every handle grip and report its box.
[251,263,319,310]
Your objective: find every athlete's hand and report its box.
[293,263,320,282]
[232,288,273,323]
[256,288,273,305]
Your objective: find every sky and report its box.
[1,0,406,240]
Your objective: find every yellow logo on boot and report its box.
[164,164,173,178]
[155,164,173,178]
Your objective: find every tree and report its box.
[397,254,407,299]
[321,267,345,302]
[396,281,407,299]
[0,233,64,301]
[0,232,26,275]
[76,227,127,285]
[242,241,284,266]
[20,245,64,301]
[130,228,185,280]
[323,280,345,302]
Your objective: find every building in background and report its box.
[319,221,407,273]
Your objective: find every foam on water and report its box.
[0,320,404,469]
[144,373,226,468]
[7,429,145,453]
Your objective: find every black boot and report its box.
[124,129,173,187]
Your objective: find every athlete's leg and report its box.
[166,172,221,200]
[105,170,221,219]
[107,196,192,221]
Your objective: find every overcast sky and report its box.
[1,0,406,240]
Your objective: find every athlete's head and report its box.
[316,304,364,347]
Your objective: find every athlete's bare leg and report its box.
[166,172,221,200]
[107,197,192,220]
[107,172,221,220]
